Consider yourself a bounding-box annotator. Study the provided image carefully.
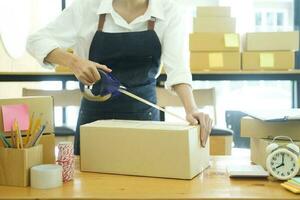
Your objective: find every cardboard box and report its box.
[190,52,241,71]
[80,120,210,180]
[193,17,236,32]
[190,33,240,52]
[197,6,231,17]
[39,133,56,164]
[0,145,43,187]
[246,31,299,51]
[242,51,295,71]
[251,138,300,172]
[241,117,300,140]
[0,133,56,164]
[210,135,232,155]
[0,96,54,135]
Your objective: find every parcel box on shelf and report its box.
[0,96,55,164]
[242,51,295,71]
[193,17,236,33]
[246,31,299,51]
[80,120,209,180]
[190,33,240,52]
[241,117,300,140]
[190,52,241,71]
[0,145,43,187]
[197,6,231,17]
[251,138,300,173]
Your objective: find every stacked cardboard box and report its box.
[190,6,241,71]
[243,32,299,71]
[241,117,300,173]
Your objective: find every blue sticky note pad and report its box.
[291,177,300,184]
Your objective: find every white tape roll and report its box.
[31,164,63,189]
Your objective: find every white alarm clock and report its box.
[266,136,300,180]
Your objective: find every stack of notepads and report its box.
[281,177,300,193]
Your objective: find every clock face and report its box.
[266,149,299,180]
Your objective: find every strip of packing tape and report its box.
[31,164,63,189]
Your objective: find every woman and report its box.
[27,0,213,155]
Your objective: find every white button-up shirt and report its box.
[27,0,192,88]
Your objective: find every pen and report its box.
[32,124,46,147]
[0,132,11,148]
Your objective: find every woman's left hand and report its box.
[186,110,213,147]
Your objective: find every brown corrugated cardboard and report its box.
[0,96,54,135]
[246,31,299,51]
[190,33,240,52]
[197,6,231,17]
[193,17,236,32]
[0,145,43,187]
[190,52,241,71]
[39,133,56,164]
[80,120,210,180]
[241,117,300,140]
[251,138,300,172]
[210,135,232,155]
[242,51,295,70]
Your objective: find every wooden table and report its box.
[0,154,298,200]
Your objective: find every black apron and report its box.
[74,14,162,155]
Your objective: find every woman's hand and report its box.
[45,48,112,85]
[186,109,213,147]
[70,55,112,86]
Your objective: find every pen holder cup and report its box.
[0,145,43,187]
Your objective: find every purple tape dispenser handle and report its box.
[79,69,122,102]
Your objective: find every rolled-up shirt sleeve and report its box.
[161,5,192,89]
[26,0,82,69]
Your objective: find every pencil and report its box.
[27,113,42,147]
[11,122,16,148]
[25,112,35,145]
[15,120,23,149]
[14,119,20,149]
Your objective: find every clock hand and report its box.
[276,163,284,169]
[282,154,285,165]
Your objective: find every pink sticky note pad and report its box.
[1,104,30,132]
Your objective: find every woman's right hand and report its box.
[70,55,112,86]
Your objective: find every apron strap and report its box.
[148,17,156,30]
[98,14,156,31]
[98,14,106,32]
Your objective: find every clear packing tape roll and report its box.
[30,164,63,189]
